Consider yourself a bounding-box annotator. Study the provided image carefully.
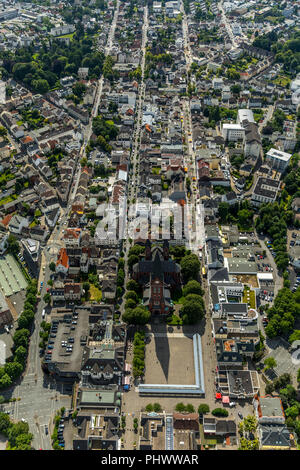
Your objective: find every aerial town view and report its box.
[0,0,299,455]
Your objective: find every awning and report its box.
[216,393,222,399]
[222,396,230,404]
[122,376,130,385]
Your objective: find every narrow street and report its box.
[121,4,148,316]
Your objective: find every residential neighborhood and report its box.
[0,0,299,454]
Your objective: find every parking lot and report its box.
[288,265,300,293]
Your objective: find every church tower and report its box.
[145,239,152,260]
[163,239,169,261]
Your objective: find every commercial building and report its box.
[265,148,292,172]
[251,177,280,207]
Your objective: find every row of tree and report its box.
[0,280,38,390]
[264,287,300,340]
[132,330,146,378]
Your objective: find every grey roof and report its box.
[260,424,291,448]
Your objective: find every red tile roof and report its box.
[56,248,69,269]
[1,214,13,227]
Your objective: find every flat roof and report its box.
[222,124,244,130]
[238,109,254,123]
[266,148,292,162]
[80,389,115,404]
[260,397,284,418]
[257,273,273,280]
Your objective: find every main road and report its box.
[121,5,149,318]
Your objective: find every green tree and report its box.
[243,415,257,433]
[0,412,11,435]
[43,293,51,304]
[32,79,49,94]
[211,408,229,417]
[182,280,203,297]
[180,254,200,283]
[153,403,162,412]
[285,405,300,419]
[126,280,140,293]
[4,362,23,381]
[175,403,186,412]
[198,404,210,415]
[264,357,277,371]
[128,254,139,270]
[181,295,205,324]
[124,299,137,310]
[8,421,30,448]
[7,234,19,255]
[0,373,12,389]
[145,404,153,412]
[49,262,56,272]
[186,404,195,413]
[122,306,150,325]
[14,432,33,450]
[125,291,139,303]
[13,329,30,349]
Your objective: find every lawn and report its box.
[273,75,291,87]
[243,287,256,309]
[166,314,183,326]
[57,32,75,40]
[89,284,102,302]
[0,194,17,206]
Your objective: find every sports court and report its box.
[0,254,27,296]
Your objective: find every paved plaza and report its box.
[144,334,195,386]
